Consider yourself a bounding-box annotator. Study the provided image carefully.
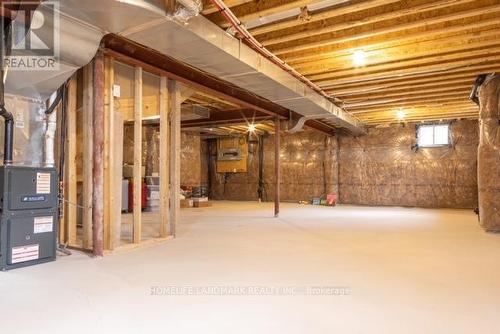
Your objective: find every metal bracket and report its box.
[287,114,337,133]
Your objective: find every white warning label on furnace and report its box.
[36,172,51,194]
[11,244,39,264]
[34,216,53,234]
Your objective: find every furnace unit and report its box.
[0,18,59,270]
[0,166,59,270]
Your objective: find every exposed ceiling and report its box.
[203,0,500,126]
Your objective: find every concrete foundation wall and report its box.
[180,132,202,187]
[206,120,478,208]
[124,120,479,209]
[338,120,479,208]
[123,126,202,186]
[208,130,339,202]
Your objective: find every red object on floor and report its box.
[128,179,147,212]
[326,194,337,206]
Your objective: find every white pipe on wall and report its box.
[44,91,57,167]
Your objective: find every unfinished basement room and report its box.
[0,0,499,333]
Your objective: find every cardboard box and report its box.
[193,200,212,208]
[180,199,193,208]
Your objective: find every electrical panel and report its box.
[0,166,58,270]
[216,137,248,173]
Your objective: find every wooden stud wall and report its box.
[64,76,78,246]
[168,79,181,237]
[133,66,143,244]
[159,77,170,237]
[82,63,94,250]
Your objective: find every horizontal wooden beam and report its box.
[181,109,271,127]
[297,31,500,76]
[281,16,500,63]
[206,0,315,28]
[323,63,500,92]
[103,35,291,118]
[103,34,344,136]
[309,48,500,82]
[272,2,500,55]
[342,84,473,102]
[316,54,500,87]
[348,98,475,113]
[202,0,252,15]
[350,101,477,114]
[250,0,400,36]
[261,0,476,47]
[328,73,489,96]
[344,91,471,109]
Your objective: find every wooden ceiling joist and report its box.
[310,49,500,83]
[259,0,478,47]
[323,64,500,92]
[342,84,473,102]
[202,0,253,15]
[250,0,401,36]
[203,0,499,125]
[316,55,500,87]
[332,78,479,97]
[349,101,478,113]
[282,16,500,63]
[273,4,500,57]
[205,0,318,28]
[296,31,500,75]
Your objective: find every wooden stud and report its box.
[64,75,78,246]
[168,79,181,237]
[104,56,116,250]
[113,112,124,246]
[82,63,93,250]
[159,76,169,238]
[274,116,280,218]
[92,49,105,257]
[133,66,143,244]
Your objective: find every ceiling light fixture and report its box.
[397,108,406,120]
[353,50,366,67]
[248,123,256,132]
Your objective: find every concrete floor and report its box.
[1,201,500,334]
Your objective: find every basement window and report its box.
[417,124,450,147]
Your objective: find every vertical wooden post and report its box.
[56,103,65,244]
[113,112,124,246]
[64,75,78,245]
[159,77,169,237]
[104,57,116,250]
[82,63,93,250]
[274,117,280,217]
[133,66,143,244]
[92,49,105,257]
[168,79,181,237]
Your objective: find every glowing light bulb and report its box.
[353,50,366,67]
[397,108,406,120]
[248,123,256,132]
